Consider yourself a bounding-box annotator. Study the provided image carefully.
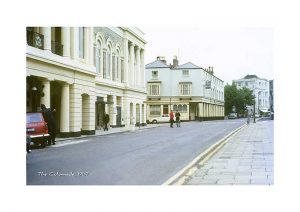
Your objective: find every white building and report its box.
[146,57,225,122]
[234,75,270,114]
[26,27,147,137]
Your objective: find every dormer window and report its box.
[152,71,158,79]
[182,70,189,77]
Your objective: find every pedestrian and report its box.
[169,110,174,128]
[41,104,57,145]
[26,135,31,153]
[175,110,181,127]
[103,112,110,131]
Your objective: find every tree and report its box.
[224,82,255,116]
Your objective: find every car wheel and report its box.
[153,120,157,124]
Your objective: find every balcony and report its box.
[51,41,63,56]
[26,30,44,50]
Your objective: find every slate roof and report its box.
[145,60,170,69]
[174,62,201,69]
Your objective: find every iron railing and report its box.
[51,41,63,56]
[26,30,44,50]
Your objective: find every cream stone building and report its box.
[146,57,224,122]
[26,27,147,137]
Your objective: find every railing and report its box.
[51,41,63,56]
[26,30,44,50]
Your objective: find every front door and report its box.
[116,106,121,127]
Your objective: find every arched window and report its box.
[107,45,111,79]
[178,104,182,112]
[183,104,187,112]
[173,105,177,111]
[95,40,101,74]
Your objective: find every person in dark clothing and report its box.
[175,110,181,127]
[41,104,57,145]
[103,112,110,131]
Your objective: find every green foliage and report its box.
[26,76,45,98]
[224,82,255,116]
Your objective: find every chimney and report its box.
[157,56,166,64]
[172,56,179,68]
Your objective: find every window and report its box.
[179,83,192,95]
[178,105,182,111]
[150,105,160,116]
[182,70,189,77]
[173,105,177,111]
[183,105,187,112]
[94,42,101,74]
[79,27,84,59]
[103,51,107,78]
[121,59,124,82]
[107,50,111,78]
[148,83,160,96]
[152,71,158,79]
[112,55,116,80]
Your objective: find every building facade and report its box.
[234,75,270,114]
[26,27,147,137]
[146,57,225,122]
[269,80,274,112]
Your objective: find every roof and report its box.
[174,62,201,69]
[244,74,258,79]
[145,60,170,69]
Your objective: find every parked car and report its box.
[150,114,170,123]
[26,112,50,147]
[227,112,237,119]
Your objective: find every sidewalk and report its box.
[184,119,274,185]
[55,123,168,143]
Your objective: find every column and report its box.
[61,27,70,57]
[70,27,79,59]
[84,27,89,63]
[60,83,70,137]
[136,46,140,86]
[40,79,50,108]
[89,27,94,65]
[142,104,146,124]
[40,27,51,51]
[132,103,136,125]
[123,39,129,85]
[110,96,117,126]
[129,43,135,86]
[140,49,145,88]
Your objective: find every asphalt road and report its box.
[26,119,246,185]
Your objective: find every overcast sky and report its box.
[142,27,274,84]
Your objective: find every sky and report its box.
[142,27,274,84]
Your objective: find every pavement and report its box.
[182,118,274,185]
[55,123,168,143]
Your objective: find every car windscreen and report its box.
[27,113,42,123]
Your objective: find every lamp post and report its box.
[32,86,37,112]
[258,91,261,117]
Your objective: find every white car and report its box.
[150,114,170,123]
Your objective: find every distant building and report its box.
[145,56,225,122]
[234,75,270,115]
[269,80,274,112]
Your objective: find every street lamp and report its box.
[32,86,37,112]
[258,91,261,117]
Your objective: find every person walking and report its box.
[175,110,181,127]
[41,104,57,145]
[169,110,174,128]
[103,112,110,131]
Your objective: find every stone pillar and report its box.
[40,27,51,51]
[60,83,70,137]
[70,27,79,59]
[84,27,89,63]
[40,79,50,108]
[61,27,70,57]
[132,103,136,125]
[123,39,129,85]
[110,95,117,126]
[140,49,145,88]
[89,27,94,65]
[142,104,146,124]
[129,43,135,86]
[136,46,140,87]
[70,84,81,137]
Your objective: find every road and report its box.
[26,119,246,185]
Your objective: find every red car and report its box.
[26,112,50,147]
